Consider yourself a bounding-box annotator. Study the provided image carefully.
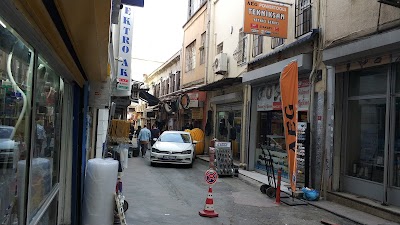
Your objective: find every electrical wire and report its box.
[7,45,29,139]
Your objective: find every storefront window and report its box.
[216,110,241,161]
[0,19,34,224]
[348,65,387,97]
[346,98,386,183]
[28,58,62,222]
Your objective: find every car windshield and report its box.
[0,127,13,139]
[159,133,191,143]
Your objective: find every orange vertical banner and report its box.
[280,61,298,192]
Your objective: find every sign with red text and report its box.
[244,0,289,38]
[257,79,309,111]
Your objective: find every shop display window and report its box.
[255,111,308,183]
[216,110,241,161]
[0,19,34,224]
[345,66,388,183]
[28,57,62,223]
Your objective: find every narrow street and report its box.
[123,154,356,225]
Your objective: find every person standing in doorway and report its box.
[150,124,160,146]
[138,125,151,158]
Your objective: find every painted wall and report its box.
[182,5,207,87]
[207,0,249,83]
[144,51,181,97]
[324,0,400,47]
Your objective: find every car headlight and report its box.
[152,148,160,153]
[181,150,192,154]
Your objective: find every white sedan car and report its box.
[150,131,197,167]
[0,125,16,167]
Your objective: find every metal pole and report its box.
[276,169,281,204]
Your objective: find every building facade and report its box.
[0,0,113,224]
[322,0,400,210]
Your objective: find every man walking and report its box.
[138,125,151,157]
[150,124,160,146]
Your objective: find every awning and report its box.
[249,29,319,68]
[139,91,160,106]
[323,28,400,65]
[242,54,312,85]
[6,0,111,85]
[198,77,243,91]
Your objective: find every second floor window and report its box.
[271,37,285,49]
[217,42,224,54]
[236,28,248,64]
[200,32,206,65]
[185,41,196,72]
[252,35,263,57]
[295,0,312,38]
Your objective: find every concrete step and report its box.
[327,191,400,224]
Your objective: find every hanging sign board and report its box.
[243,0,289,38]
[117,5,134,91]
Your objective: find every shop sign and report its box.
[280,61,299,193]
[243,0,289,38]
[180,94,190,109]
[257,78,309,111]
[117,5,133,91]
[192,108,203,120]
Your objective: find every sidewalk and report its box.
[196,155,398,225]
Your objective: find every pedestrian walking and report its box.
[150,124,160,146]
[138,125,151,157]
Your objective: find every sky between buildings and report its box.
[131,0,188,82]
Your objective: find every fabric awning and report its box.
[139,91,160,106]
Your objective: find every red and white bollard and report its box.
[276,169,282,204]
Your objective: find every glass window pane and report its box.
[348,65,387,97]
[29,58,62,222]
[346,99,386,183]
[394,98,400,187]
[0,19,34,224]
[37,197,58,225]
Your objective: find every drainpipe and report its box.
[205,0,212,86]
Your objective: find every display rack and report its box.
[296,122,309,186]
[214,142,235,176]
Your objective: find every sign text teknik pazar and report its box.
[243,0,288,38]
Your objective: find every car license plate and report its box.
[163,155,176,160]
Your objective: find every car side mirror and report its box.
[153,138,158,142]
[192,140,198,144]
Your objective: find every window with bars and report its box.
[236,28,248,64]
[200,32,206,65]
[295,0,312,38]
[185,41,196,72]
[271,37,285,49]
[252,35,263,57]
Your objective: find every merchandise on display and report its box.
[82,158,119,225]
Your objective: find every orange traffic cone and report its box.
[199,187,219,218]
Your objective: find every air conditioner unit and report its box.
[213,53,228,75]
